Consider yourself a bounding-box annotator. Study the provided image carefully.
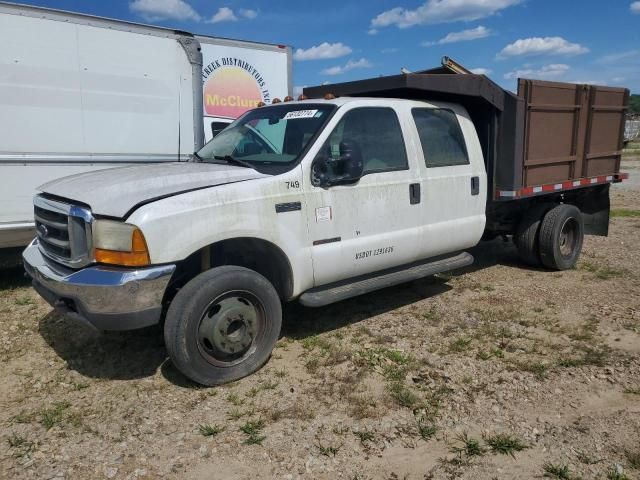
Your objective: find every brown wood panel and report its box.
[519,79,628,187]
[526,163,572,185]
[584,156,618,177]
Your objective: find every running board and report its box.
[299,252,473,307]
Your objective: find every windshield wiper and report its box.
[213,155,255,169]
[192,151,203,162]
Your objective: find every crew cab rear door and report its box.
[302,103,424,287]
[408,103,487,259]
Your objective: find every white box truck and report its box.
[198,36,292,142]
[0,2,291,250]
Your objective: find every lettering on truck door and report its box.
[303,105,424,286]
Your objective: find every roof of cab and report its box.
[264,97,441,108]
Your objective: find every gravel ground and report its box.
[1,159,639,480]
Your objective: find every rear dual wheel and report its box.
[538,204,584,270]
[516,203,584,270]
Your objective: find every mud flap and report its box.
[571,184,610,237]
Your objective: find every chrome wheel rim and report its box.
[197,291,264,367]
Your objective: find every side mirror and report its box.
[311,141,364,188]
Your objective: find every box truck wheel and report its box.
[538,204,584,270]
[164,266,282,386]
[515,204,552,266]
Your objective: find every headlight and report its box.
[93,220,150,267]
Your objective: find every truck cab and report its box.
[23,97,487,385]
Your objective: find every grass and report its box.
[477,347,504,360]
[259,380,279,391]
[606,468,630,480]
[353,429,375,444]
[7,433,29,448]
[198,424,224,437]
[416,416,437,441]
[514,361,549,380]
[579,261,626,280]
[244,433,266,446]
[305,357,320,374]
[558,348,609,368]
[240,419,266,445]
[245,387,259,398]
[347,395,379,420]
[6,433,34,459]
[317,442,340,457]
[387,382,420,409]
[227,408,250,420]
[14,296,35,306]
[382,363,410,382]
[40,401,70,430]
[567,317,599,341]
[448,337,472,353]
[543,463,571,479]
[354,347,414,370]
[301,335,332,352]
[13,411,33,424]
[384,349,412,364]
[610,209,640,218]
[484,433,528,458]
[623,386,640,395]
[421,306,440,324]
[449,432,484,459]
[626,449,640,469]
[226,393,244,406]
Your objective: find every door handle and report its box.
[471,176,480,196]
[409,183,421,204]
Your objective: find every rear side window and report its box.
[321,107,408,174]
[412,108,469,167]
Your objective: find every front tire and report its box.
[538,204,584,270]
[164,266,282,386]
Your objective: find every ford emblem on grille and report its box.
[38,224,49,238]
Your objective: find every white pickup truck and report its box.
[23,73,629,385]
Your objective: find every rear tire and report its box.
[515,204,551,266]
[538,204,584,270]
[164,266,282,386]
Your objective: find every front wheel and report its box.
[538,204,584,270]
[164,266,282,386]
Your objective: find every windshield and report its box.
[196,103,336,173]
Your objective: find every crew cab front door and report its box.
[303,105,424,287]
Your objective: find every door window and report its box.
[412,108,469,167]
[319,107,408,175]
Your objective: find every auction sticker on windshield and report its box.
[283,110,319,120]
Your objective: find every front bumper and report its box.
[23,241,176,331]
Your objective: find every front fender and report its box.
[126,178,314,297]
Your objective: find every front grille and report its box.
[34,195,93,268]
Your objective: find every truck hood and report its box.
[38,162,269,218]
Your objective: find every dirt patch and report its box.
[1,162,639,480]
